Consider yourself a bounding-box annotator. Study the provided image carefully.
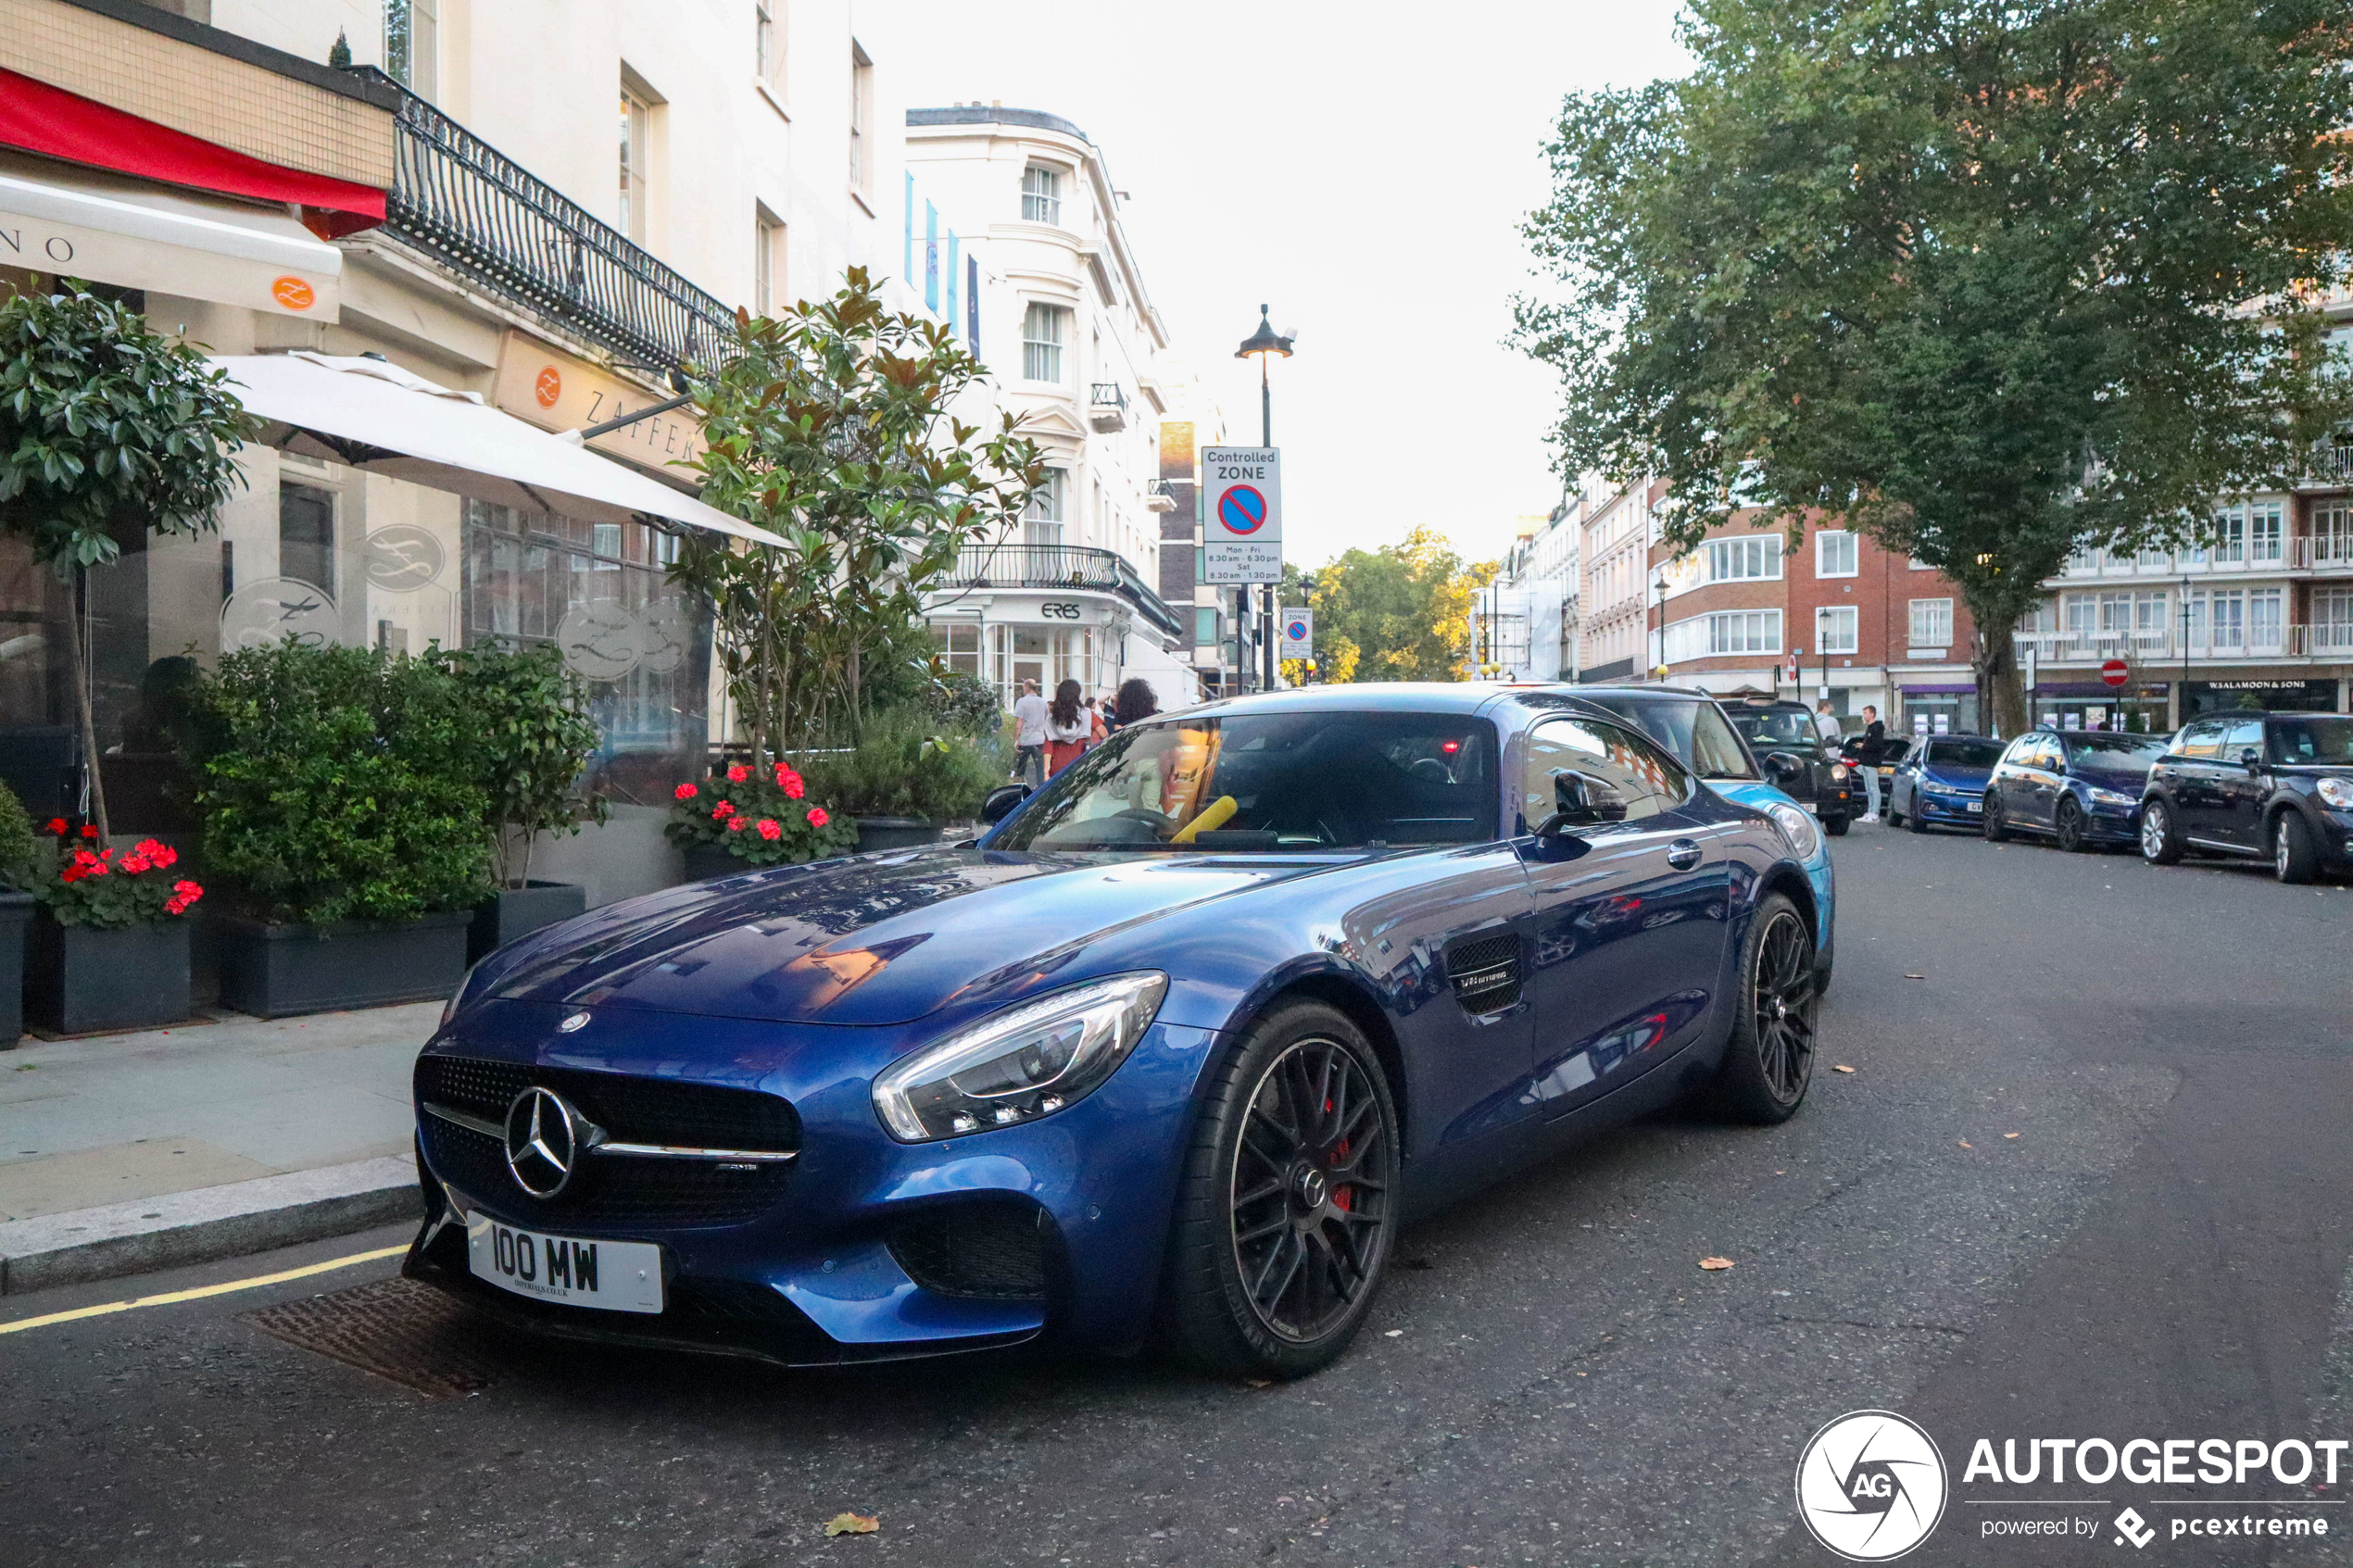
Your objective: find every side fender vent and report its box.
[1447,932,1523,1015]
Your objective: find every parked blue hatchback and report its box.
[408,686,1830,1379]
[1982,728,2170,851]
[1884,734,2006,834]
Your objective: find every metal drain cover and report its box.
[240,1276,505,1398]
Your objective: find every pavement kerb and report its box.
[0,1155,420,1297]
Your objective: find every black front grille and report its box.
[888,1204,1051,1299]
[416,1054,799,1229]
[1447,931,1523,1014]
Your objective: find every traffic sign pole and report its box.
[2101,658,2130,731]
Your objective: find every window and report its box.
[1666,609,1781,661]
[1909,555,1934,571]
[755,0,779,82]
[1817,605,1858,654]
[1908,598,1954,647]
[619,88,649,241]
[2314,501,2352,567]
[2315,589,2353,653]
[2208,504,2247,565]
[2173,721,2225,759]
[2221,718,2265,759]
[2248,587,2282,648]
[1816,530,1857,577]
[1023,469,1065,546]
[1703,535,1780,583]
[591,521,623,569]
[931,621,981,677]
[2249,499,2284,564]
[2206,589,2245,647]
[849,44,871,190]
[1193,606,1219,646]
[1022,301,1066,383]
[1520,717,1690,830]
[1022,165,1063,226]
[754,208,783,315]
[385,0,436,96]
[280,482,335,593]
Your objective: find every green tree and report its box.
[1518,0,2353,732]
[676,268,1044,761]
[444,640,608,888]
[1298,526,1495,683]
[0,285,254,837]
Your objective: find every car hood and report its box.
[1920,764,1994,788]
[2074,762,2155,788]
[481,847,1333,1026]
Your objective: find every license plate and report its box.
[465,1212,664,1313]
[1966,800,1982,813]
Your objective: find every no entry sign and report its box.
[1202,446,1281,583]
[2101,659,2130,688]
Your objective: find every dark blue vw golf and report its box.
[408,686,1828,1378]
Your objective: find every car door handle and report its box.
[1666,839,1702,871]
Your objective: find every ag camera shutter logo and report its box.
[1795,1410,1948,1561]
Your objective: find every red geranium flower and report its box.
[726,763,750,783]
[725,815,748,833]
[805,807,830,829]
[779,770,805,800]
[121,856,150,874]
[173,880,202,897]
[44,818,65,835]
[79,824,97,840]
[711,800,734,821]
[755,818,781,840]
[674,782,699,800]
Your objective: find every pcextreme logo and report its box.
[1795,1410,1950,1561]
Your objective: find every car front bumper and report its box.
[407,999,1225,1365]
[1910,791,1983,826]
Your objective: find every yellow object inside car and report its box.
[1169,795,1239,844]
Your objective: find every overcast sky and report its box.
[871,0,1692,572]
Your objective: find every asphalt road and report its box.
[6,823,2352,1568]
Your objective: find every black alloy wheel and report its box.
[1982,792,2008,842]
[1157,1001,1400,1378]
[2054,798,2089,853]
[1708,892,1817,1124]
[2274,810,2320,884]
[2140,796,2184,865]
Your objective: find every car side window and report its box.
[1520,717,1692,830]
[1999,735,2034,769]
[1691,704,1758,780]
[2174,721,2222,759]
[2221,719,2265,760]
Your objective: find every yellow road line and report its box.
[0,1243,409,1336]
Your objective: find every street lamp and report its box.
[1235,305,1295,696]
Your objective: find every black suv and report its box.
[1725,701,1858,834]
[2140,711,2353,883]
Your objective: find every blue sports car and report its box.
[407,686,1828,1378]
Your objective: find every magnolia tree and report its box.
[1517,0,2353,733]
[0,286,253,838]
[676,268,1045,761]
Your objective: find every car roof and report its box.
[1520,684,1719,705]
[1169,683,1513,721]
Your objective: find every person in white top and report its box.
[1011,679,1049,786]
[1813,699,1843,744]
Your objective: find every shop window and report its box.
[931,621,982,676]
[280,481,335,593]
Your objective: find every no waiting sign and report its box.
[1202,445,1281,584]
[1278,608,1313,659]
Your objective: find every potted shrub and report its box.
[188,641,493,1018]
[0,780,44,1045]
[447,641,608,963]
[24,824,202,1035]
[799,702,1010,852]
[665,759,855,880]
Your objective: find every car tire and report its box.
[2140,796,2184,865]
[1982,793,2008,842]
[1884,797,1905,828]
[1707,892,1817,1125]
[2273,810,2320,884]
[1907,802,1931,834]
[1156,1000,1400,1380]
[1821,813,1850,837]
[2055,798,2089,853]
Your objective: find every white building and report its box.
[1478,505,1581,682]
[900,106,1192,708]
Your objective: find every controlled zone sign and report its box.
[1278,608,1314,659]
[1203,446,1281,583]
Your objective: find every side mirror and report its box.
[1763,750,1804,778]
[2238,747,2262,771]
[980,784,1031,825]
[1536,770,1628,835]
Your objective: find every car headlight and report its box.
[1765,801,1819,858]
[1829,763,1850,781]
[2318,777,2353,810]
[873,972,1168,1142]
[2085,786,2137,809]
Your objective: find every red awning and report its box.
[0,68,384,238]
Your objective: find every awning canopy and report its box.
[212,354,783,548]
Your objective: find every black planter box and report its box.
[680,841,747,882]
[853,817,944,855]
[0,889,30,1047]
[27,913,192,1035]
[469,881,587,965]
[214,910,472,1019]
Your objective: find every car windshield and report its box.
[993,710,1501,852]
[1925,738,2006,768]
[2271,716,2353,765]
[1730,709,1818,747]
[1576,698,1760,780]
[2064,734,2168,767]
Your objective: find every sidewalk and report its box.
[0,1003,433,1295]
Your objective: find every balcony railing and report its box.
[1088,383,1128,433]
[937,543,1186,640]
[353,68,734,371]
[2295,534,2353,570]
[2012,626,2340,663]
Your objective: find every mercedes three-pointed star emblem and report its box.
[503,1085,596,1198]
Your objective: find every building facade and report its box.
[1577,478,1661,684]
[901,106,1192,710]
[1478,504,1579,682]
[0,0,944,904]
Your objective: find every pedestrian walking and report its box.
[1856,704,1887,821]
[1044,679,1093,777]
[1011,678,1048,786]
